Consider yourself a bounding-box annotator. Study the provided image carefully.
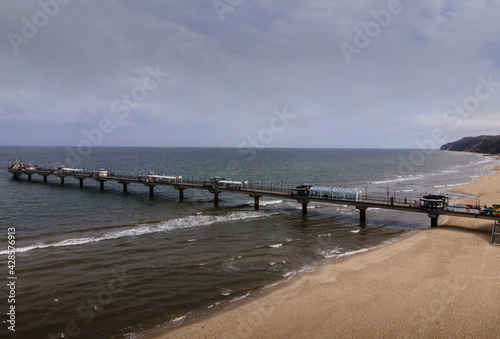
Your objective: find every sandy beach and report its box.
[155,166,500,339]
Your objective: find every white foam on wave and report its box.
[371,175,423,185]
[269,243,283,248]
[171,315,187,325]
[229,291,250,303]
[299,265,315,273]
[245,199,283,206]
[0,211,277,255]
[260,199,283,206]
[336,248,372,258]
[221,288,232,296]
[263,270,297,289]
[318,247,343,259]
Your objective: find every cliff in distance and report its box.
[440,135,500,154]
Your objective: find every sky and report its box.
[1,0,499,149]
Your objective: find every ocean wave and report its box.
[171,315,187,325]
[371,175,423,185]
[318,247,343,258]
[229,291,250,303]
[269,243,283,248]
[246,199,283,206]
[221,288,233,296]
[299,265,315,273]
[0,211,277,255]
[263,270,297,289]
[260,199,283,206]
[336,247,372,258]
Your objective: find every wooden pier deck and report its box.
[8,161,500,240]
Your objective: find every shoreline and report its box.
[149,163,500,339]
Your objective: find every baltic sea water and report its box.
[0,147,497,338]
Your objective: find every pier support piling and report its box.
[43,176,47,184]
[428,213,439,227]
[79,179,84,188]
[179,189,185,200]
[123,184,128,193]
[149,186,154,197]
[430,216,438,227]
[254,196,260,210]
[357,206,367,223]
[100,181,104,191]
[60,177,64,186]
[302,202,308,215]
[214,192,219,205]
[27,174,32,181]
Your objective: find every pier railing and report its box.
[8,160,500,229]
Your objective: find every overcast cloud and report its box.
[1,0,499,148]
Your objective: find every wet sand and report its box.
[155,167,500,339]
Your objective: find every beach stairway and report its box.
[492,219,500,245]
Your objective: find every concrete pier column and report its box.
[43,176,47,184]
[254,196,260,210]
[430,215,439,227]
[357,206,367,223]
[149,186,154,197]
[79,179,84,188]
[123,183,128,193]
[27,174,32,181]
[360,208,366,223]
[302,202,308,215]
[100,181,104,191]
[60,177,64,186]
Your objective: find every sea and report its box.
[0,147,498,339]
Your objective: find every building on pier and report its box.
[420,193,448,211]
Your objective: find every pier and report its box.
[8,161,500,243]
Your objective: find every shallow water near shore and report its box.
[0,147,497,338]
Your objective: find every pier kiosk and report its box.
[291,184,312,215]
[24,164,36,181]
[203,177,224,204]
[94,169,110,191]
[420,193,448,227]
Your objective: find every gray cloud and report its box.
[1,0,499,148]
